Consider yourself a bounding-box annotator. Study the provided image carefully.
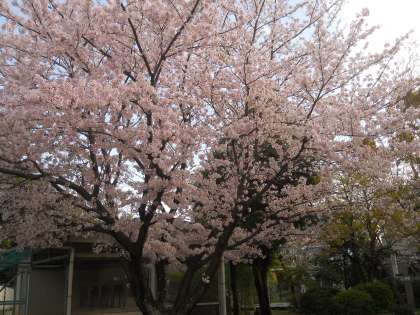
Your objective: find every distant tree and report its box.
[318,171,419,287]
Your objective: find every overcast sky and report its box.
[1,1,418,66]
[342,0,420,52]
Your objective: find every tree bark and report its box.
[171,267,196,315]
[252,259,272,315]
[123,221,238,315]
[127,258,157,315]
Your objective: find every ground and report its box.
[271,309,420,315]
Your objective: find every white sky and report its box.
[342,0,420,53]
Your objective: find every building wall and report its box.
[26,255,220,315]
[71,261,139,315]
[0,286,15,313]
[28,268,66,315]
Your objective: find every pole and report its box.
[218,257,227,315]
[404,279,415,311]
[390,253,405,305]
[66,248,74,315]
[391,253,399,276]
[24,269,30,315]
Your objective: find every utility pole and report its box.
[218,257,227,315]
[66,248,74,315]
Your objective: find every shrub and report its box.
[333,288,375,315]
[393,304,415,315]
[354,281,394,311]
[300,287,338,315]
[413,280,420,308]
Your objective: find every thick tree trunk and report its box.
[349,254,365,286]
[125,223,237,315]
[290,284,297,308]
[125,257,167,315]
[252,259,272,315]
[126,258,225,315]
[171,267,196,315]
[124,256,222,315]
[230,262,240,315]
[128,265,154,315]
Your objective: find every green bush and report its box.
[393,304,415,315]
[413,280,420,308]
[333,288,375,315]
[354,281,394,311]
[300,288,338,315]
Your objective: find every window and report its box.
[80,284,126,308]
[112,284,125,308]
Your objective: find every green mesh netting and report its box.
[0,249,31,273]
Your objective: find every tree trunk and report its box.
[230,262,240,315]
[342,255,350,289]
[125,224,237,315]
[129,270,152,315]
[125,257,167,315]
[290,284,299,309]
[252,259,271,315]
[125,258,222,315]
[171,267,196,315]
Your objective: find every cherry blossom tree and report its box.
[310,85,420,288]
[0,1,416,314]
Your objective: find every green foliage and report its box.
[275,264,312,290]
[362,137,377,149]
[300,286,389,315]
[307,174,321,185]
[0,239,13,249]
[312,254,345,287]
[319,180,418,287]
[397,131,415,143]
[293,213,319,230]
[393,304,415,315]
[354,281,394,312]
[404,90,420,110]
[235,264,258,307]
[414,280,420,308]
[332,288,375,315]
[300,288,338,315]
